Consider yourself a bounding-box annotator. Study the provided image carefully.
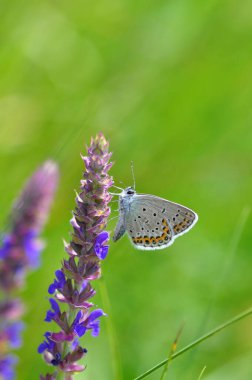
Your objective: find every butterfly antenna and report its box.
[131,161,136,190]
[111,184,124,191]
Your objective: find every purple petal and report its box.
[94,232,109,260]
[72,311,82,329]
[48,284,56,295]
[38,333,55,353]
[45,310,55,322]
[75,325,87,337]
[49,299,60,315]
[38,342,49,354]
[96,245,108,260]
[95,232,109,245]
[90,321,100,337]
[88,309,105,322]
[48,270,66,294]
[71,338,79,350]
[55,270,65,284]
[80,280,88,291]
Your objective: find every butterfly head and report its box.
[119,187,136,210]
[120,187,136,202]
[125,186,135,196]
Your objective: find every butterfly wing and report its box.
[135,194,198,238]
[113,211,126,242]
[125,197,174,250]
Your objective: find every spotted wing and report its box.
[135,194,198,239]
[125,199,174,251]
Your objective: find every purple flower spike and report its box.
[94,232,109,260]
[39,134,113,378]
[0,161,59,380]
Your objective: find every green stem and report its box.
[134,306,252,380]
[99,276,123,380]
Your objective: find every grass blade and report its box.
[159,323,184,380]
[197,366,206,380]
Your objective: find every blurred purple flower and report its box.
[0,161,59,380]
[0,160,59,290]
[0,355,17,380]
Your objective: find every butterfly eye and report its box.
[127,190,134,195]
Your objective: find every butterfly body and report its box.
[113,187,198,250]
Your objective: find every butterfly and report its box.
[112,187,198,250]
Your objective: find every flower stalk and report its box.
[39,133,113,379]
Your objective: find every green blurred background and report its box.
[1,0,252,379]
